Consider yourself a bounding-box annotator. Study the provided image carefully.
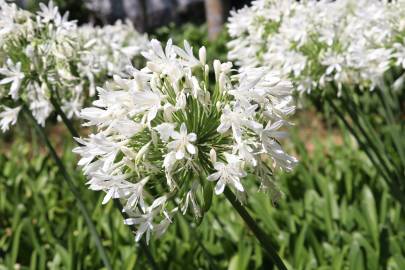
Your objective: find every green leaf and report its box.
[362,186,379,249]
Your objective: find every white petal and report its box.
[207,172,221,181]
[186,143,196,155]
[217,122,230,133]
[175,150,185,160]
[102,189,114,204]
[187,133,197,142]
[233,179,245,192]
[180,123,187,134]
[147,107,158,123]
[0,77,14,85]
[215,180,226,195]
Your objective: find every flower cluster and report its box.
[227,0,405,94]
[0,1,147,131]
[74,39,297,242]
[77,20,148,95]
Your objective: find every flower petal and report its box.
[207,172,221,181]
[175,150,185,160]
[186,143,196,155]
[215,180,226,195]
[180,123,187,134]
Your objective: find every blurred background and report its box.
[14,0,250,34]
[1,1,404,270]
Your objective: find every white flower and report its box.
[208,153,246,194]
[167,123,197,160]
[125,176,150,211]
[393,42,405,69]
[73,133,124,171]
[132,89,163,123]
[174,40,201,68]
[124,209,156,244]
[27,82,53,127]
[181,181,201,217]
[321,50,344,76]
[0,105,21,132]
[0,59,25,100]
[37,1,59,23]
[199,46,206,66]
[124,196,167,243]
[217,103,262,142]
[154,122,176,142]
[61,87,83,119]
[75,39,296,242]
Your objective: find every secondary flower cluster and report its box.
[227,0,405,94]
[74,39,297,242]
[0,1,147,131]
[78,20,148,95]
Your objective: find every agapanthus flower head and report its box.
[0,1,147,131]
[227,0,405,94]
[74,39,297,243]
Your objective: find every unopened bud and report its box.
[199,46,206,66]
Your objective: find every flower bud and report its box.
[213,60,221,81]
[199,46,206,66]
[209,148,217,164]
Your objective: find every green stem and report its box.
[51,97,159,269]
[325,97,405,208]
[376,88,405,172]
[341,94,392,168]
[223,187,288,270]
[22,105,113,270]
[325,97,392,182]
[340,92,404,185]
[50,96,80,138]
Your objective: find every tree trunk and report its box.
[205,0,228,40]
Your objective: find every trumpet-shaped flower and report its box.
[0,105,21,132]
[167,123,197,160]
[74,39,297,243]
[208,153,247,194]
[0,60,25,100]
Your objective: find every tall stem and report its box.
[340,94,395,178]
[50,96,80,138]
[325,97,405,208]
[376,88,405,172]
[51,97,159,269]
[22,105,113,270]
[223,187,288,270]
[325,97,391,181]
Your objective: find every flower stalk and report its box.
[325,95,405,208]
[223,187,287,270]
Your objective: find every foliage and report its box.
[0,136,145,269]
[1,126,404,269]
[254,129,405,269]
